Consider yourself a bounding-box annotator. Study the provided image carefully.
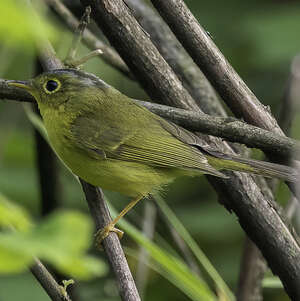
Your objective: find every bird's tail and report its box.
[206,152,298,183]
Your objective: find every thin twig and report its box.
[30,258,72,301]
[67,49,103,68]
[65,5,92,64]
[79,1,300,299]
[236,238,266,301]
[168,225,201,276]
[236,178,273,301]
[136,201,157,298]
[279,55,300,136]
[283,54,300,223]
[45,0,130,77]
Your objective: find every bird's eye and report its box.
[43,79,61,94]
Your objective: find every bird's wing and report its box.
[70,107,225,177]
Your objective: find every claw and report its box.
[95,223,124,249]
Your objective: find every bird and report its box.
[8,68,297,243]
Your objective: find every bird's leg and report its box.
[95,195,144,247]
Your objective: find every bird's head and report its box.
[8,69,109,108]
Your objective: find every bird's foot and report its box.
[95,223,124,249]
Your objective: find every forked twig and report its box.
[64,6,103,68]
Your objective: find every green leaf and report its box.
[111,207,216,301]
[0,199,107,279]
[154,195,235,301]
[0,245,32,273]
[0,193,32,232]
[27,211,107,279]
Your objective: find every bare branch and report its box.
[126,0,226,117]
[138,100,300,160]
[0,79,33,102]
[65,5,92,65]
[38,39,64,70]
[280,55,300,136]
[30,259,72,301]
[150,0,284,135]
[136,202,157,297]
[236,238,266,301]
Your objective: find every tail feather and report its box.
[206,152,298,183]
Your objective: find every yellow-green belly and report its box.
[50,134,177,197]
[41,108,183,197]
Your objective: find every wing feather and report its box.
[70,99,226,177]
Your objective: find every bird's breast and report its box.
[40,106,75,155]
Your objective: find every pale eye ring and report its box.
[43,79,61,94]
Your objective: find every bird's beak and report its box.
[7,80,38,100]
[7,80,34,93]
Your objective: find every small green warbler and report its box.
[9,69,297,241]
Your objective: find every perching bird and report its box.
[8,69,297,241]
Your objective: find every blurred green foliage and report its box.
[0,194,107,278]
[0,0,57,51]
[0,0,299,300]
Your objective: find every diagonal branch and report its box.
[125,0,226,117]
[138,100,300,160]
[236,238,266,301]
[30,258,72,301]
[150,0,284,135]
